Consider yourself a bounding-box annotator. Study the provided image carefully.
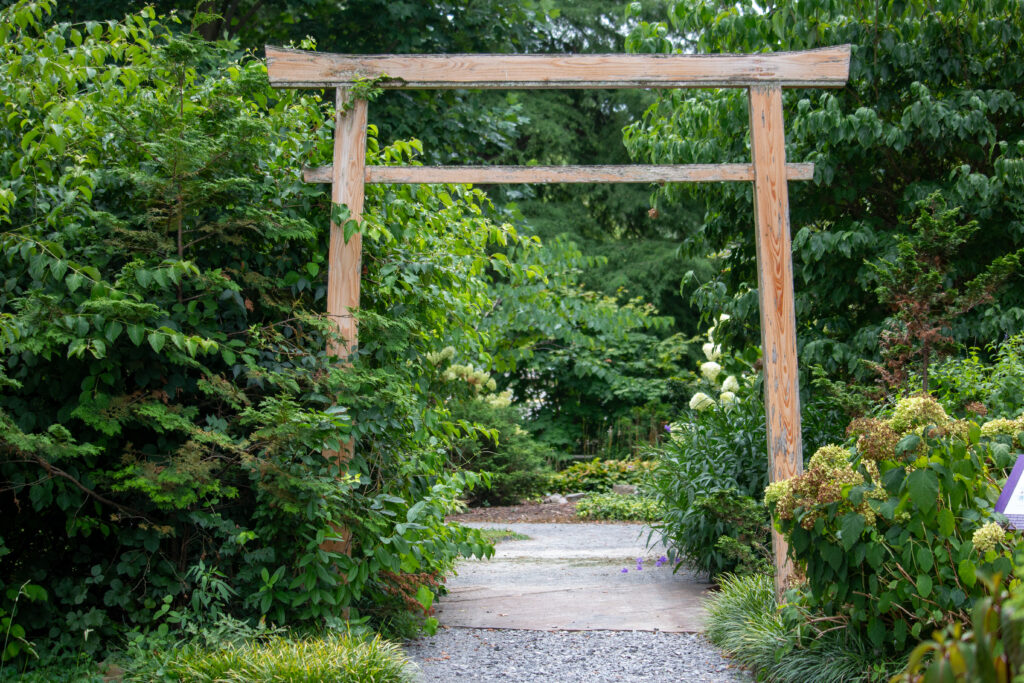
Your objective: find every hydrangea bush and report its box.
[765,395,1022,655]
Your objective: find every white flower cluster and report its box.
[687,314,742,411]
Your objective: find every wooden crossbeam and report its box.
[266,45,851,90]
[302,163,815,185]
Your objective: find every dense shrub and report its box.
[547,458,656,494]
[647,390,844,577]
[921,333,1024,419]
[446,382,555,505]
[0,2,526,663]
[766,396,1023,656]
[574,493,661,522]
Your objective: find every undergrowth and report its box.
[705,574,904,682]
[575,493,661,521]
[122,632,414,683]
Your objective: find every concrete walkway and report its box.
[435,522,711,632]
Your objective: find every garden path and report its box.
[405,521,750,681]
[435,521,707,631]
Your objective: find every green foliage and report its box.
[484,234,692,458]
[647,389,844,577]
[122,632,414,683]
[868,194,1023,392]
[766,397,1022,656]
[894,573,1023,683]
[447,392,555,506]
[475,528,529,543]
[0,2,522,663]
[705,573,904,683]
[922,334,1024,419]
[547,458,656,494]
[575,493,661,522]
[625,0,1024,381]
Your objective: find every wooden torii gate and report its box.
[266,45,851,595]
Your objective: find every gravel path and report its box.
[405,627,749,682]
[402,521,751,682]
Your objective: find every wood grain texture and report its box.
[266,45,851,89]
[323,88,367,475]
[749,84,804,598]
[302,163,815,185]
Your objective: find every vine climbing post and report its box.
[749,84,803,598]
[323,88,367,555]
[327,88,367,458]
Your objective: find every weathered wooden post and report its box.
[749,84,803,596]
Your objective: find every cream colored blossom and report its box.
[722,375,739,393]
[700,361,722,383]
[719,391,736,404]
[689,392,715,411]
[972,521,1006,553]
[889,395,950,434]
[702,342,721,361]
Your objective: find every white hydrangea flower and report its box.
[702,342,721,361]
[719,391,736,404]
[700,361,722,383]
[972,521,1006,553]
[722,375,739,393]
[689,392,715,411]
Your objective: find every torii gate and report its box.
[266,45,851,596]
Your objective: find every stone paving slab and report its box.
[435,522,712,632]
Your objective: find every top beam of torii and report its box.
[265,45,851,596]
[265,45,850,89]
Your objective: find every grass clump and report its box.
[477,528,529,543]
[705,573,903,682]
[575,493,661,521]
[124,632,415,683]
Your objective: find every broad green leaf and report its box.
[839,512,865,550]
[906,469,939,511]
[148,332,165,353]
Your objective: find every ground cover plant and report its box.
[547,457,656,494]
[575,492,661,522]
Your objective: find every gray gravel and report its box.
[404,627,750,682]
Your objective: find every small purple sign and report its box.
[995,454,1024,530]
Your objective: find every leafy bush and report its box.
[575,493,661,522]
[547,458,655,494]
[0,2,517,663]
[122,632,414,683]
[647,390,844,578]
[705,573,903,683]
[922,333,1024,419]
[447,383,555,506]
[894,572,1023,683]
[765,396,1022,656]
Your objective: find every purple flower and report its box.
[621,568,629,573]
[664,424,672,433]
[656,555,668,567]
